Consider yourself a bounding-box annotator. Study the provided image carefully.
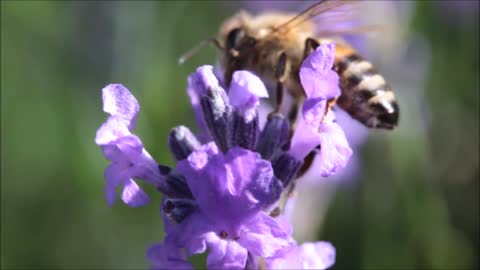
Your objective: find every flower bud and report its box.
[271,153,303,187]
[257,114,290,160]
[168,126,201,160]
[164,171,193,199]
[201,86,232,152]
[230,111,259,150]
[163,198,197,223]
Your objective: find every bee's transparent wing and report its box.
[272,0,382,37]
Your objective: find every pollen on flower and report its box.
[269,207,281,218]
[163,200,174,213]
[219,230,229,239]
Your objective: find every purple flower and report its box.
[97,56,350,268]
[95,84,167,207]
[266,241,336,270]
[289,42,352,177]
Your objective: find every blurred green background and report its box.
[1,1,478,269]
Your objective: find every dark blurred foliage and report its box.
[1,1,478,269]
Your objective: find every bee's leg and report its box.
[271,51,288,116]
[297,149,317,178]
[288,100,299,124]
[303,38,320,58]
[287,98,300,138]
[224,67,233,86]
[224,58,241,86]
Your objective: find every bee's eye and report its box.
[226,28,245,50]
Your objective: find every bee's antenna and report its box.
[178,38,223,65]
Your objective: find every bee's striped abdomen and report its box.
[334,50,399,129]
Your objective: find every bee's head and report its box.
[219,11,256,56]
[225,27,245,51]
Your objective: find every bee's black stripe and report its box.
[335,54,362,74]
[345,69,377,89]
[341,64,378,91]
[370,85,394,96]
[297,150,316,178]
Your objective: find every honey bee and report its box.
[213,0,399,130]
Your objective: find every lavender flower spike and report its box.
[95,84,167,207]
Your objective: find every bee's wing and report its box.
[272,0,382,37]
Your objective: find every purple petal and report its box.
[302,98,327,127]
[302,42,336,75]
[102,84,139,130]
[181,141,219,171]
[177,143,278,229]
[238,213,292,257]
[95,116,132,146]
[104,163,127,207]
[299,242,336,269]
[317,119,352,177]
[100,134,144,163]
[186,234,208,256]
[96,119,164,206]
[189,65,220,96]
[289,100,326,160]
[121,178,150,207]
[99,133,163,184]
[96,117,150,165]
[290,100,352,176]
[224,148,278,203]
[165,211,213,254]
[289,124,318,160]
[206,236,248,270]
[97,116,164,180]
[147,242,193,270]
[273,215,294,237]
[228,70,268,118]
[265,248,299,270]
[300,69,340,99]
[300,42,340,99]
[266,241,336,270]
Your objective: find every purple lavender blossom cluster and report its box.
[95,42,351,269]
